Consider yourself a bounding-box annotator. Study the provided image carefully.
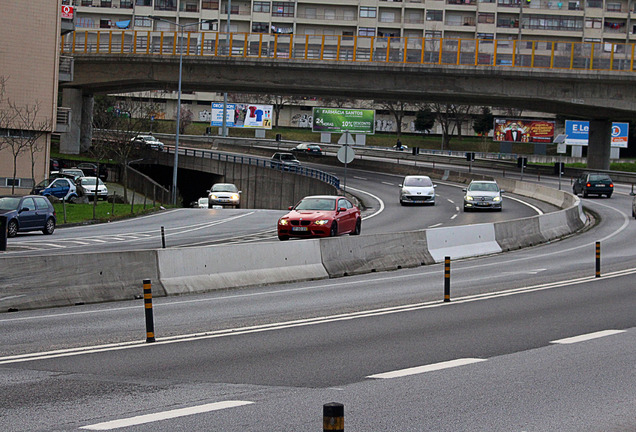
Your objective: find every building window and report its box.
[202,1,219,10]
[82,0,93,5]
[426,10,443,21]
[478,13,495,24]
[425,30,442,38]
[360,6,377,18]
[358,27,376,36]
[253,1,270,13]
[100,19,111,28]
[135,0,152,5]
[304,7,316,18]
[5,178,21,188]
[586,0,602,7]
[325,9,335,20]
[135,16,152,27]
[585,18,602,28]
[272,2,294,17]
[252,22,269,33]
[477,33,494,40]
[606,2,621,12]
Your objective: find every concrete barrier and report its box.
[495,216,545,251]
[319,231,434,277]
[157,240,328,295]
[426,223,501,263]
[0,250,162,311]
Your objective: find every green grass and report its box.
[53,201,163,225]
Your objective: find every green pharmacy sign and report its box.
[312,108,375,134]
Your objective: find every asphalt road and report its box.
[1,155,635,430]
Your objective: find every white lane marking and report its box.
[80,401,254,430]
[450,214,458,220]
[345,186,384,221]
[550,330,625,345]
[381,181,394,186]
[367,358,487,379]
[353,176,367,180]
[505,195,544,215]
[428,223,442,228]
[501,269,546,275]
[446,198,455,204]
[2,268,636,365]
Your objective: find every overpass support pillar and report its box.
[587,119,611,170]
[59,89,93,155]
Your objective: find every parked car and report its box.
[50,158,59,172]
[277,195,361,241]
[132,134,164,151]
[463,180,504,211]
[399,175,437,206]
[208,183,241,208]
[572,173,614,198]
[50,168,84,183]
[31,177,79,201]
[291,143,323,155]
[270,152,301,169]
[0,195,56,237]
[76,162,98,177]
[77,177,108,200]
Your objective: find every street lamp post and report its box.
[149,16,209,205]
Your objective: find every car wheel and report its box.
[278,235,289,241]
[400,201,406,206]
[7,219,18,238]
[350,219,361,236]
[330,221,338,237]
[42,218,55,235]
[606,193,612,198]
[463,206,470,212]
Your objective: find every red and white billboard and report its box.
[493,118,555,144]
[61,5,74,20]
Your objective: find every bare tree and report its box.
[450,104,476,142]
[419,103,458,151]
[176,104,193,135]
[92,95,156,203]
[0,78,51,193]
[377,100,410,139]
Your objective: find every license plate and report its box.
[595,184,604,187]
[292,227,308,232]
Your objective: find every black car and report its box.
[572,173,614,198]
[0,195,57,237]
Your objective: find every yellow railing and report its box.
[61,30,636,72]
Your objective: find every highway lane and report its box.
[3,165,549,255]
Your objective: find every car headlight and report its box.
[230,194,240,201]
[493,196,501,202]
[465,195,474,201]
[314,220,329,225]
[209,194,218,200]
[401,189,410,195]
[279,219,289,226]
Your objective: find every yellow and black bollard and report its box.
[444,256,451,302]
[323,402,344,432]
[143,279,156,343]
[595,241,601,278]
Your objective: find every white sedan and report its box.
[399,175,436,206]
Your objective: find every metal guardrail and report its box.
[171,145,341,189]
[61,30,636,73]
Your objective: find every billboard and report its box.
[312,108,375,134]
[210,103,273,129]
[493,119,555,143]
[565,120,628,148]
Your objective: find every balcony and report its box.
[59,56,74,82]
[56,108,71,134]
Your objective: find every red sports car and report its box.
[277,195,362,241]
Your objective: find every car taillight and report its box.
[586,182,591,187]
[610,184,614,188]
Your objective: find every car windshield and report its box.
[198,198,208,204]
[295,198,336,211]
[211,184,238,193]
[80,178,103,186]
[280,154,296,161]
[589,174,611,182]
[404,177,432,187]
[469,182,499,192]
[0,197,21,211]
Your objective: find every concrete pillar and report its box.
[587,119,612,170]
[80,94,94,152]
[60,88,82,155]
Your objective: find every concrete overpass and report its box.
[59,32,636,169]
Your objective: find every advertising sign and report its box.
[493,119,555,143]
[210,103,273,129]
[611,122,629,148]
[564,120,628,148]
[565,120,589,145]
[312,108,375,134]
[61,5,74,19]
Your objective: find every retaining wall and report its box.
[0,176,586,312]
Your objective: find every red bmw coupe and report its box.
[277,195,361,241]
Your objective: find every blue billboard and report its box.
[565,120,628,148]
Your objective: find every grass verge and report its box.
[53,201,165,225]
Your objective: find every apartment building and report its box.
[0,1,66,196]
[64,0,636,44]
